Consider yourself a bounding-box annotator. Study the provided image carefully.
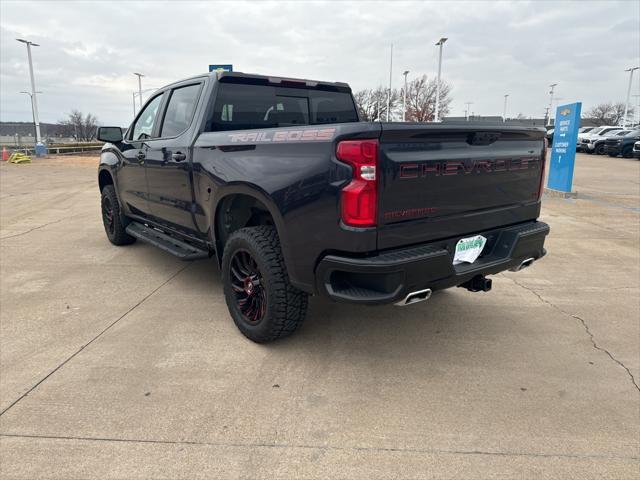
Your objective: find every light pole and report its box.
[16,38,42,144]
[402,70,409,121]
[623,67,639,127]
[386,44,393,122]
[133,72,144,108]
[132,88,158,116]
[434,37,447,122]
[464,102,473,121]
[547,83,557,126]
[503,94,509,122]
[19,91,42,143]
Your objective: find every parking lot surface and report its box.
[0,153,638,479]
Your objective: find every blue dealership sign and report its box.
[547,102,581,193]
[209,64,233,73]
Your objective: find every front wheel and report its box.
[221,226,308,343]
[101,185,135,246]
[595,144,606,155]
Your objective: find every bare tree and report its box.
[58,110,99,141]
[400,75,452,122]
[353,86,400,121]
[585,102,632,126]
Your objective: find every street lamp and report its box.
[623,67,639,127]
[503,94,509,122]
[16,38,42,144]
[132,87,158,116]
[133,72,144,108]
[402,70,410,121]
[547,83,557,126]
[386,44,393,122]
[19,91,42,143]
[434,37,447,122]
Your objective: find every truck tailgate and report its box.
[377,124,545,250]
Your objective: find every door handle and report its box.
[172,152,186,162]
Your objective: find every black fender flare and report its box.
[211,183,297,283]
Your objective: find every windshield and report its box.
[579,127,595,133]
[625,129,640,137]
[598,128,622,136]
[589,127,604,135]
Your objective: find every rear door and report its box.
[377,124,545,250]
[144,82,204,235]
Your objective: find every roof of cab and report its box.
[157,71,352,94]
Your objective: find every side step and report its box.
[125,222,209,261]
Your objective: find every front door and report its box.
[144,83,203,235]
[118,93,164,218]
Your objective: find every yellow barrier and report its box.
[7,152,31,164]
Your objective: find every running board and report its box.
[125,222,209,261]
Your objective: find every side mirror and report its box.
[97,126,123,143]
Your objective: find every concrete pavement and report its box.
[0,153,638,479]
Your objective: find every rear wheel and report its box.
[622,146,633,159]
[101,185,135,246]
[221,226,308,343]
[608,153,618,157]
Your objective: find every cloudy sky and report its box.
[1,0,638,126]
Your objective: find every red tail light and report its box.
[538,141,547,199]
[336,139,378,227]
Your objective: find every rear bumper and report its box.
[316,221,550,304]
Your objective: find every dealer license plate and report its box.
[453,235,487,265]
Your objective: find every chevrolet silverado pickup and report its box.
[97,71,549,342]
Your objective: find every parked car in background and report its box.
[577,126,597,144]
[604,129,640,158]
[578,126,625,154]
[593,130,630,155]
[631,140,640,159]
[546,128,554,145]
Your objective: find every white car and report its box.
[578,126,625,153]
[576,126,598,144]
[633,141,640,159]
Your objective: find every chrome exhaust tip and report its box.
[510,257,536,272]
[394,288,432,307]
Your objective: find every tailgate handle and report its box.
[467,132,501,146]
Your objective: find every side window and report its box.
[131,94,163,141]
[160,84,201,137]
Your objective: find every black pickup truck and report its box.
[97,71,549,342]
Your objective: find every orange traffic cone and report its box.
[2,147,8,162]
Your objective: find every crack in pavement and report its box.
[0,262,193,417]
[0,433,637,462]
[503,275,639,393]
[0,216,75,240]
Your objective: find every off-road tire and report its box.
[101,185,136,246]
[595,144,606,155]
[222,226,308,343]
